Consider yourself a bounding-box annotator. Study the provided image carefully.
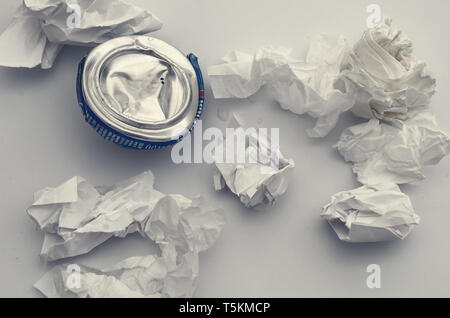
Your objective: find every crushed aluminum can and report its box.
[76,36,204,149]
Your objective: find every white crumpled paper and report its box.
[213,113,295,208]
[321,183,420,242]
[208,18,437,137]
[28,171,226,297]
[208,34,355,137]
[335,112,450,185]
[342,18,436,120]
[34,251,199,298]
[0,0,162,69]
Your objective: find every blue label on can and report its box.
[76,53,205,150]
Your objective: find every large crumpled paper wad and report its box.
[321,183,420,242]
[207,35,355,138]
[0,0,162,69]
[335,112,450,185]
[343,18,436,121]
[212,113,295,208]
[28,170,226,298]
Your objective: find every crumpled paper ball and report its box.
[343,18,436,121]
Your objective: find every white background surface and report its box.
[0,0,449,297]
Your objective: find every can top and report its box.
[82,36,199,142]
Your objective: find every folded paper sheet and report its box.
[213,113,295,208]
[335,112,450,185]
[343,18,436,120]
[321,183,420,242]
[0,0,162,69]
[207,35,355,137]
[28,171,226,297]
